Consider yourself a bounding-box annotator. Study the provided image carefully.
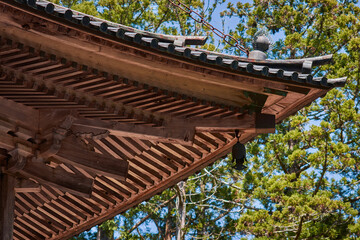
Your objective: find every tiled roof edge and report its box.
[184,47,333,72]
[32,0,208,46]
[8,0,346,88]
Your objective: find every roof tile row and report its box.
[15,0,347,88]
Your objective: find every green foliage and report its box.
[217,0,360,238]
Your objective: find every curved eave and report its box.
[2,0,346,88]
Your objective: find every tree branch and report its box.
[273,142,288,174]
[347,196,360,203]
[152,219,163,239]
[294,216,304,240]
[129,195,177,234]
[212,206,237,222]
[136,228,145,240]
[154,8,170,32]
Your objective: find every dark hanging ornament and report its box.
[232,130,247,171]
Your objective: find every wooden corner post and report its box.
[0,171,15,240]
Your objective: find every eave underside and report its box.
[0,2,330,239]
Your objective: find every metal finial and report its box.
[248,28,272,60]
[253,35,271,52]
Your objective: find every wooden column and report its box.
[0,172,15,240]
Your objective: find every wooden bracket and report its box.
[6,149,28,173]
[38,114,77,159]
[39,130,67,159]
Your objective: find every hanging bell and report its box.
[232,141,247,170]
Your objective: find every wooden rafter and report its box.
[180,113,275,133]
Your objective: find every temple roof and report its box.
[0,0,346,239]
[12,0,346,87]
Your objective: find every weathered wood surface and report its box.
[0,97,38,132]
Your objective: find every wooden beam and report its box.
[0,97,38,131]
[72,118,195,145]
[14,178,40,193]
[0,172,15,240]
[72,114,274,146]
[6,151,93,198]
[52,136,129,180]
[0,149,7,168]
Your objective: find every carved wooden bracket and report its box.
[39,115,76,159]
